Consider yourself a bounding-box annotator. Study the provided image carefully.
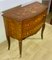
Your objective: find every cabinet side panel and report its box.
[3,17,22,40]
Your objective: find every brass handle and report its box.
[43,14,46,17]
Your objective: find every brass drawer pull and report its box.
[43,14,46,17]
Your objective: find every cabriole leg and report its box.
[6,36,10,50]
[19,41,22,57]
[41,23,45,39]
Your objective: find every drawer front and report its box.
[22,11,47,39]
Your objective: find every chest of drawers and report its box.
[2,2,47,57]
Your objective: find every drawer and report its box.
[22,11,47,31]
[21,11,47,39]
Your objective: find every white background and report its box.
[0,0,42,12]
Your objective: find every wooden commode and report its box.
[2,2,47,57]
